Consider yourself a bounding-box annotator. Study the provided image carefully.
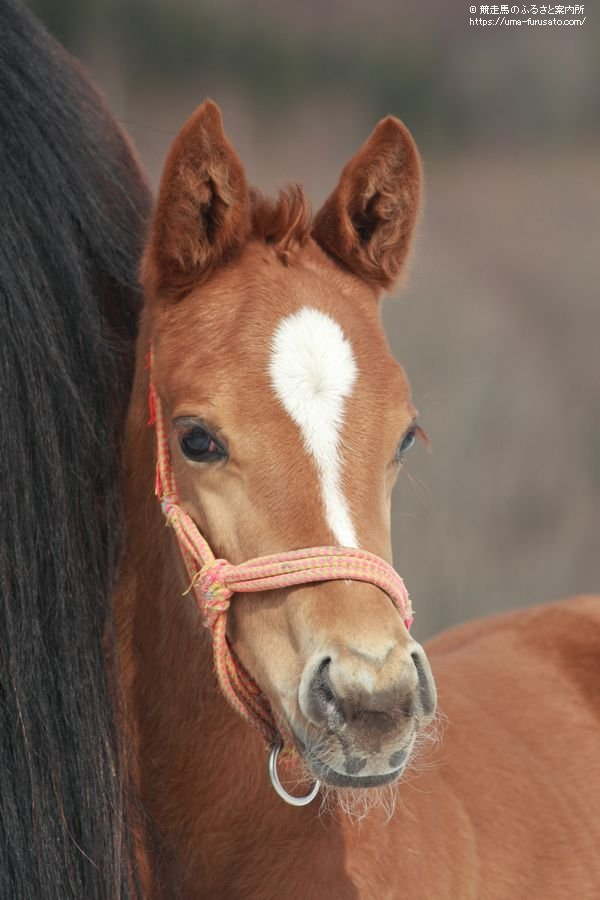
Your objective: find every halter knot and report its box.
[160,493,179,523]
[196,559,233,627]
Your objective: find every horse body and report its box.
[117,99,600,897]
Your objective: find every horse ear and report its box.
[143,99,250,298]
[311,116,422,292]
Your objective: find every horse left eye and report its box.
[396,428,416,461]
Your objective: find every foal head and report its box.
[143,101,436,789]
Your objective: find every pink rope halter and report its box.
[148,363,413,750]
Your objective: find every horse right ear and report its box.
[143,100,250,299]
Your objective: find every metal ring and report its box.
[268,742,320,807]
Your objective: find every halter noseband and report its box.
[148,360,413,804]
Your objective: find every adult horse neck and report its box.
[117,101,600,898]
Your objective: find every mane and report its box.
[0,2,150,897]
[250,184,312,260]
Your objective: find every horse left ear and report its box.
[312,116,422,292]
[143,99,250,299]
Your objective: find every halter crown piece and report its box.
[148,354,413,805]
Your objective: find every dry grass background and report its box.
[30,0,600,639]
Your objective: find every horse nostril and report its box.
[309,657,344,732]
[411,647,437,718]
[315,657,333,698]
[389,748,408,769]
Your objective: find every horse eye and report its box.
[179,426,225,463]
[396,427,416,462]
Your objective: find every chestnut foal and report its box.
[117,101,600,898]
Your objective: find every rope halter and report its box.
[148,363,414,802]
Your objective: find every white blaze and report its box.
[268,306,359,547]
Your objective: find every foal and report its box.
[118,101,600,898]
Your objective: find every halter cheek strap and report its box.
[148,372,414,753]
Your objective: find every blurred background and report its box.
[30,0,599,640]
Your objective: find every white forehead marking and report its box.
[268,306,359,547]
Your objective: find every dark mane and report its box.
[0,1,150,897]
[250,184,312,259]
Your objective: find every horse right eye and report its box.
[180,426,226,463]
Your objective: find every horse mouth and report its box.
[307,757,405,788]
[291,731,408,788]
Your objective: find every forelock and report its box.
[250,185,312,261]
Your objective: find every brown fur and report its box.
[117,102,600,898]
